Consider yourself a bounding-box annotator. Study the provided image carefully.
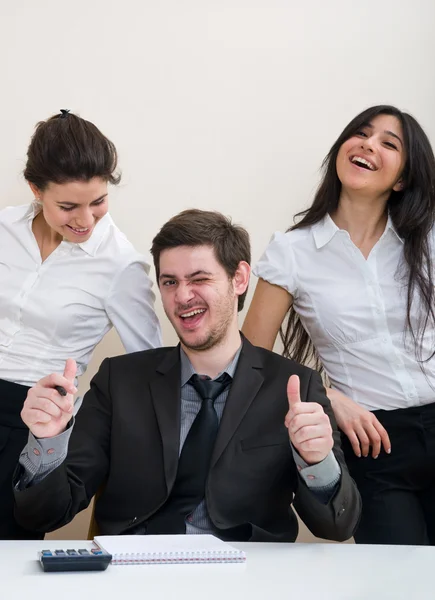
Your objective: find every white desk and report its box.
[1,540,433,600]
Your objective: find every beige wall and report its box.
[1,0,434,541]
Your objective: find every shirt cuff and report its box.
[17,419,74,487]
[291,447,341,489]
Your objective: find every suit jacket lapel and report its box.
[149,346,182,492]
[211,339,264,468]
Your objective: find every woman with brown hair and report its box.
[0,110,162,538]
[243,105,435,545]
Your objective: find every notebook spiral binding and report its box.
[112,550,246,565]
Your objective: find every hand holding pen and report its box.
[21,359,77,439]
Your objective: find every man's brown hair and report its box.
[151,209,251,311]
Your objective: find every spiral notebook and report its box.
[93,534,246,565]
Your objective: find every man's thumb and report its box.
[63,358,77,382]
[287,374,301,407]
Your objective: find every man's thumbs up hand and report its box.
[63,358,77,385]
[286,374,302,410]
[21,359,78,439]
[284,375,333,465]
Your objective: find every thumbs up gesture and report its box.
[285,375,333,465]
[21,359,78,439]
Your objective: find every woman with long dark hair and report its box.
[243,105,435,545]
[0,110,162,539]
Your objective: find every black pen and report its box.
[54,385,67,397]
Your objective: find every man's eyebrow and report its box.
[159,270,213,280]
[56,194,108,207]
[186,270,213,278]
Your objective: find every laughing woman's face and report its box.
[336,114,406,197]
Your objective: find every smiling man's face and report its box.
[158,245,239,352]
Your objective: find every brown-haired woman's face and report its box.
[336,114,406,198]
[30,177,109,243]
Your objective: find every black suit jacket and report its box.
[14,340,361,541]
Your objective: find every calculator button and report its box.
[91,549,102,555]
[66,549,78,555]
[55,550,66,555]
[78,549,90,555]
[41,550,52,556]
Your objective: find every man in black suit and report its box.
[14,209,361,541]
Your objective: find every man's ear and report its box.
[393,178,405,192]
[233,261,250,297]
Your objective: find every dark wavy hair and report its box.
[24,110,120,190]
[281,105,435,371]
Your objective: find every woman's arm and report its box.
[105,259,163,352]
[244,280,391,458]
[327,387,391,458]
[242,278,293,350]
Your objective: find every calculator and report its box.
[38,547,112,572]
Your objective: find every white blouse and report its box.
[0,203,162,386]
[253,214,435,411]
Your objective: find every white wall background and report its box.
[1,0,434,539]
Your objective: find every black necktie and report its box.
[145,372,232,534]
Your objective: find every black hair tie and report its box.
[59,109,70,118]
